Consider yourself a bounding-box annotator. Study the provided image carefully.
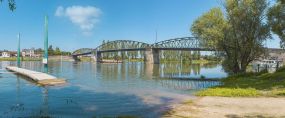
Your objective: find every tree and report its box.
[0,0,16,11]
[48,45,54,55]
[55,47,61,55]
[193,51,198,60]
[198,51,201,60]
[102,39,107,59]
[186,51,192,61]
[36,48,43,52]
[191,0,272,74]
[4,49,8,52]
[267,0,285,48]
[121,42,127,60]
[140,43,146,60]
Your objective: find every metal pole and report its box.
[17,34,20,67]
[44,15,48,73]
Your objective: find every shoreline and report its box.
[161,96,285,118]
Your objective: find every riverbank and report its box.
[161,96,285,118]
[161,66,285,117]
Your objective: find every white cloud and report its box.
[55,5,102,31]
[55,6,64,16]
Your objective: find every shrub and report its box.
[276,66,285,73]
[200,75,205,79]
[276,89,285,95]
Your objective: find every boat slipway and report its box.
[5,66,66,85]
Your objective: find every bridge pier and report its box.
[90,50,102,62]
[72,55,80,61]
[144,46,159,64]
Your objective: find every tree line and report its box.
[34,45,72,56]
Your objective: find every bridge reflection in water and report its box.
[91,62,223,91]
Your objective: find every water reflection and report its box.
[0,61,226,117]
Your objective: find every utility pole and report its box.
[17,34,20,67]
[44,15,48,73]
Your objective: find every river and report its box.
[0,61,227,118]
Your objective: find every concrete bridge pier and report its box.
[144,46,159,64]
[90,50,102,62]
[72,55,81,61]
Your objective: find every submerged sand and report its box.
[161,96,285,118]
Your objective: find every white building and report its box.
[22,47,35,57]
[1,51,19,58]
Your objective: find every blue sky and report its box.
[0,0,280,54]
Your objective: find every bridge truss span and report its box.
[95,40,150,52]
[151,37,213,50]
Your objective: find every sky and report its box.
[0,0,280,55]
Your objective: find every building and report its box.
[34,52,44,57]
[1,51,20,58]
[22,47,35,57]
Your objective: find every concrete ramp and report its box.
[6,66,66,85]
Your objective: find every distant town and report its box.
[0,45,72,58]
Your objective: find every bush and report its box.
[201,75,206,79]
[276,89,285,95]
[276,66,285,73]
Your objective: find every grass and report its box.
[183,100,193,104]
[0,58,42,61]
[193,66,285,97]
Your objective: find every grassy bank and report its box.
[194,67,285,97]
[0,58,42,61]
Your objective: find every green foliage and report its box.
[276,89,285,95]
[194,88,262,97]
[0,0,16,11]
[190,0,272,74]
[48,45,54,55]
[267,0,285,48]
[183,100,193,104]
[200,75,205,79]
[194,67,285,97]
[35,48,44,52]
[54,47,61,55]
[276,66,285,73]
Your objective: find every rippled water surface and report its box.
[0,61,227,118]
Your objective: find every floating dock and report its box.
[6,66,66,85]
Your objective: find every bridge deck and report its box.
[6,66,66,85]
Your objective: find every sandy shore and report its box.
[161,96,285,118]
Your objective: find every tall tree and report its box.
[267,0,285,48]
[198,51,201,60]
[121,42,127,60]
[193,51,198,60]
[102,40,107,59]
[106,40,111,59]
[55,47,61,55]
[48,45,54,55]
[0,0,16,11]
[190,0,272,74]
[140,43,146,60]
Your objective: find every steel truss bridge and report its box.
[72,37,215,56]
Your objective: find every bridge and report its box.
[72,37,216,63]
